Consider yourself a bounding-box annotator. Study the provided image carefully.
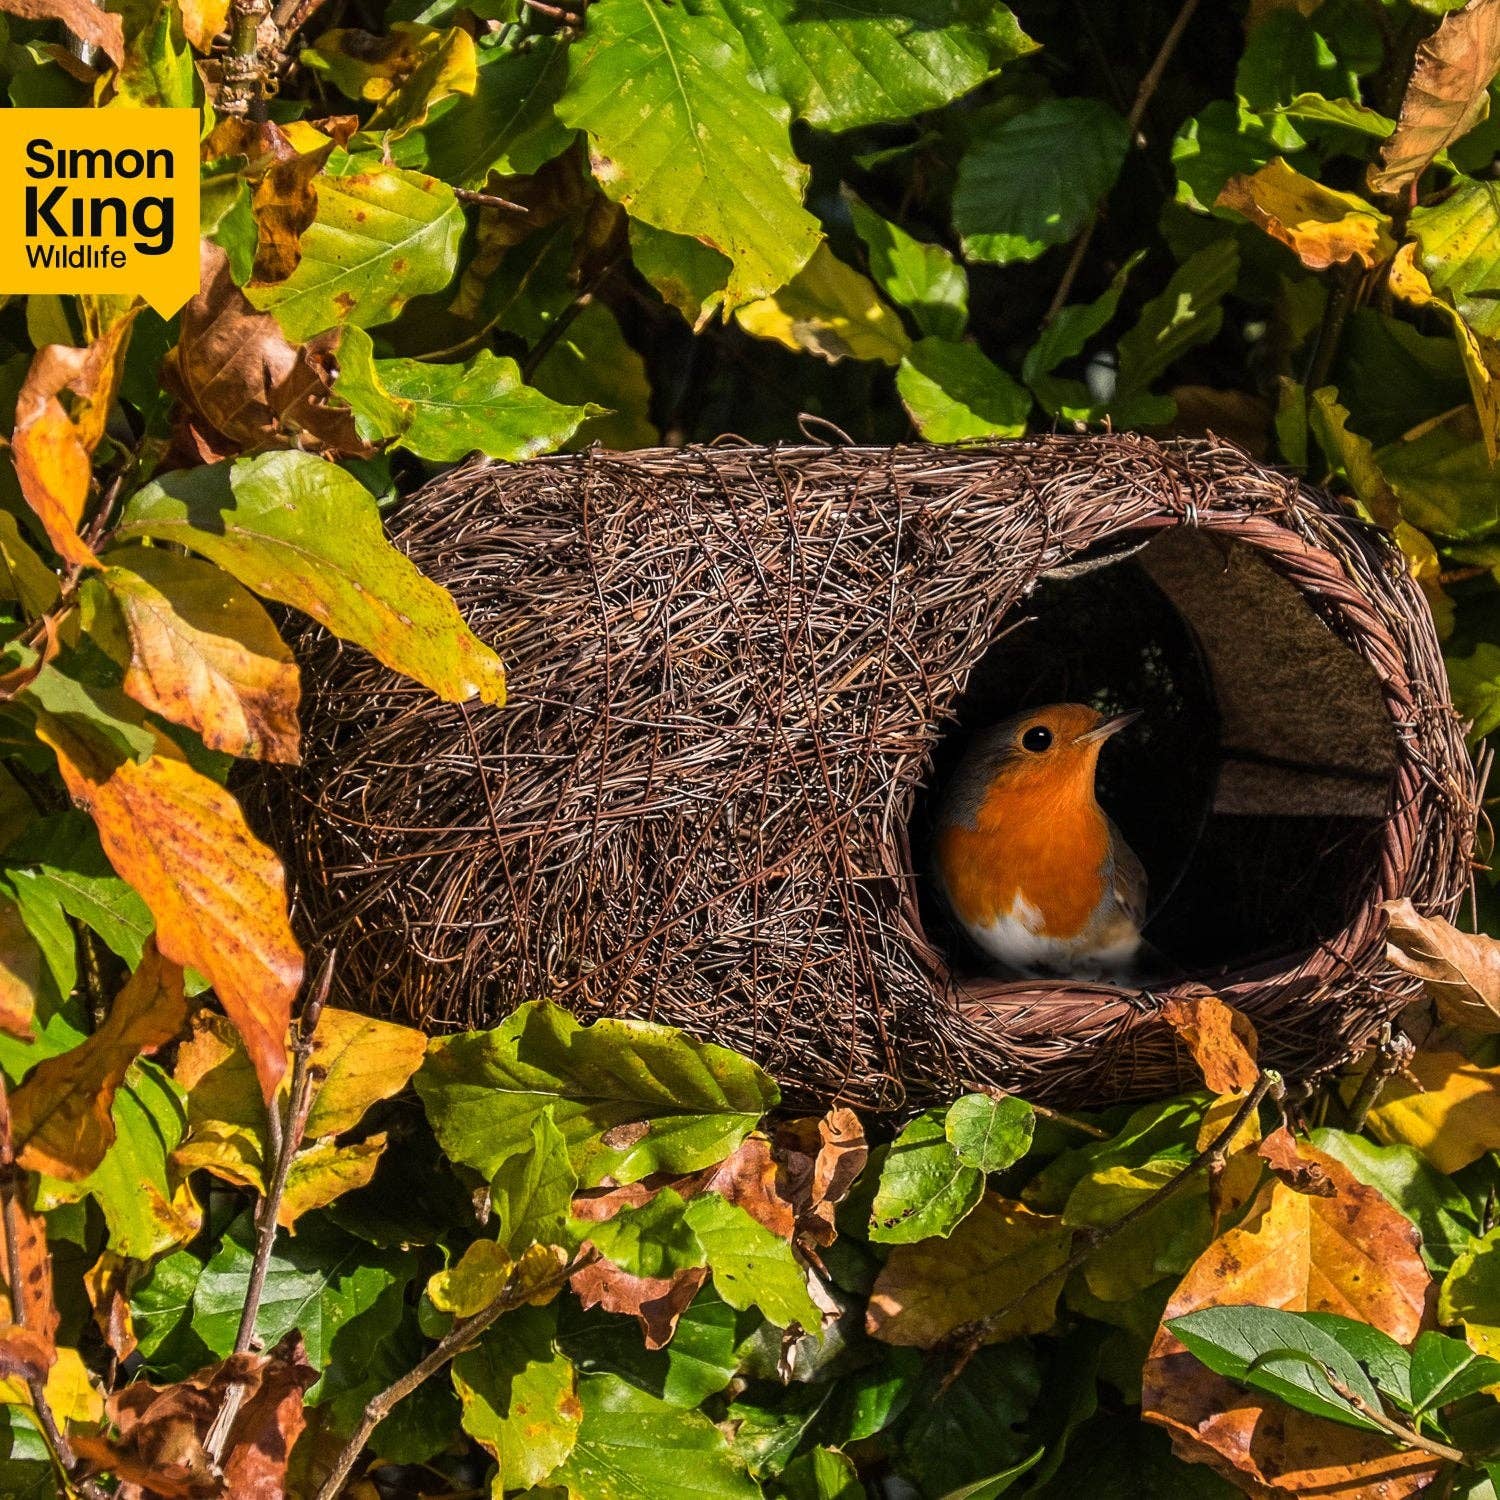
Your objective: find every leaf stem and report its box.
[961,1081,1109,1140]
[310,1255,580,1500]
[1323,1373,1466,1465]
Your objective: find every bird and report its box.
[934,703,1147,980]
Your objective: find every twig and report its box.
[1324,1373,1466,1465]
[218,0,274,120]
[961,1080,1109,1140]
[204,953,334,1465]
[311,1256,579,1500]
[1305,262,1363,399]
[945,1071,1282,1384]
[521,253,622,381]
[0,1078,109,1500]
[1345,1026,1414,1133]
[1043,0,1203,322]
[454,188,530,213]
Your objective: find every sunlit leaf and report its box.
[897,337,1031,441]
[1217,158,1394,269]
[1361,1047,1500,1172]
[944,1094,1034,1174]
[1440,1225,1500,1359]
[869,1107,984,1243]
[682,1192,820,1331]
[846,191,968,340]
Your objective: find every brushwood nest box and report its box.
[264,435,1476,1109]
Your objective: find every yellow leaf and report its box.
[1217,159,1395,270]
[279,1136,386,1229]
[866,1195,1071,1347]
[1361,1048,1500,1173]
[178,0,229,50]
[172,1011,266,1192]
[430,1240,514,1317]
[103,546,301,764]
[735,242,912,366]
[1440,1225,1500,1359]
[0,897,39,1041]
[0,1347,104,1425]
[305,1009,428,1138]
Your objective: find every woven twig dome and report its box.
[265,434,1476,1110]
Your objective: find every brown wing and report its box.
[1108,819,1148,931]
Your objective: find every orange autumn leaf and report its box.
[1161,996,1259,1094]
[0,1191,58,1382]
[1217,160,1395,270]
[33,711,302,1106]
[0,0,123,66]
[1143,1140,1434,1498]
[12,317,136,569]
[10,944,188,1181]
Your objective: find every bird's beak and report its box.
[1076,710,1141,746]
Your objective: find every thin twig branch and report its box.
[961,1080,1109,1139]
[945,1071,1282,1385]
[521,254,622,381]
[205,953,335,1465]
[311,1255,580,1500]
[1345,1026,1414,1133]
[1324,1373,1466,1465]
[454,188,530,213]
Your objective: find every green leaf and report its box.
[1449,641,1500,741]
[714,0,1034,131]
[846,191,968,340]
[452,1303,581,1491]
[533,302,658,450]
[1441,1225,1500,1361]
[21,665,155,766]
[555,0,821,305]
[494,1106,577,1253]
[1332,308,1471,448]
[1377,408,1497,540]
[244,150,465,341]
[1411,179,1500,339]
[1166,1305,1386,1432]
[416,36,575,186]
[129,1247,204,1362]
[583,1188,706,1278]
[1408,1328,1500,1415]
[630,221,735,329]
[952,98,1129,265]
[1172,100,1305,216]
[1114,240,1240,403]
[0,511,59,619]
[334,328,596,460]
[780,1447,865,1500]
[192,1212,410,1378]
[552,1371,763,1498]
[117,452,507,706]
[1276,92,1394,140]
[414,999,777,1187]
[1022,252,1141,386]
[869,1107,984,1244]
[897,337,1030,442]
[1297,1312,1414,1409]
[944,1095,1034,1174]
[1235,11,1358,112]
[682,1192,820,1331]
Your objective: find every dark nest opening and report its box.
[258,436,1477,1110]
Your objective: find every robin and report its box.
[934,703,1146,979]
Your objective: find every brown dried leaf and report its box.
[694,1135,796,1239]
[0,1193,57,1381]
[569,1258,708,1350]
[11,943,188,1180]
[0,0,123,66]
[775,1107,867,1250]
[866,1195,1072,1348]
[1370,0,1500,195]
[163,241,367,460]
[1161,996,1260,1094]
[33,714,303,1106]
[1217,160,1396,270]
[0,898,39,1041]
[1257,1125,1336,1197]
[84,1252,136,1362]
[1143,1142,1435,1497]
[104,545,301,764]
[12,317,135,567]
[1382,896,1500,1032]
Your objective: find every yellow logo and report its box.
[0,108,200,317]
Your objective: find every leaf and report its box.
[714,0,1034,130]
[532,302,658,449]
[0,899,39,1043]
[774,1107,867,1250]
[1408,1327,1500,1413]
[952,98,1129,265]
[307,22,476,135]
[493,1108,577,1253]
[10,944,186,1180]
[681,1192,821,1331]
[333,328,596,460]
[417,37,575,185]
[1440,1225,1500,1358]
[1382,896,1500,1030]
[780,1447,865,1500]
[630,222,735,329]
[583,1189,705,1280]
[1142,1143,1434,1498]
[944,1094,1034,1174]
[244,151,466,342]
[1361,1047,1500,1172]
[1023,252,1140,386]
[1160,997,1259,1094]
[0,513,60,620]
[1165,1306,1387,1432]
[118,451,507,707]
[554,0,821,305]
[1369,0,1500,195]
[162,240,365,461]
[414,999,777,1187]
[869,1108,984,1243]
[305,1008,428,1139]
[846,191,969,340]
[0,0,122,66]
[12,317,135,568]
[452,1303,581,1491]
[1410,178,1500,338]
[278,1136,388,1228]
[897,338,1031,442]
[1115,242,1241,403]
[0,1191,56,1382]
[29,697,301,1108]
[1258,1126,1336,1197]
[551,1371,762,1499]
[101,546,300,765]
[735,243,911,365]
[429,1240,514,1317]
[1217,159,1395,269]
[867,1194,1072,1347]
[1377,406,1497,537]
[569,1256,709,1352]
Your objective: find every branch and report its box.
[1323,1374,1466,1466]
[960,1081,1109,1140]
[204,953,334,1465]
[311,1256,580,1500]
[1345,1026,1414,1133]
[945,1071,1282,1383]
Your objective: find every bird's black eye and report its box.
[1021,725,1053,753]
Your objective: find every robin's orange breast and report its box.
[937,779,1112,940]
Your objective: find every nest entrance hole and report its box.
[914,527,1398,986]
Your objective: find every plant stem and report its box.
[961,1081,1109,1139]
[1305,263,1361,398]
[945,1071,1281,1382]
[310,1257,579,1500]
[1324,1374,1466,1466]
[1345,1027,1415,1133]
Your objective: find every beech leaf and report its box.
[1160,997,1260,1094]
[1382,896,1500,1031]
[1217,159,1395,269]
